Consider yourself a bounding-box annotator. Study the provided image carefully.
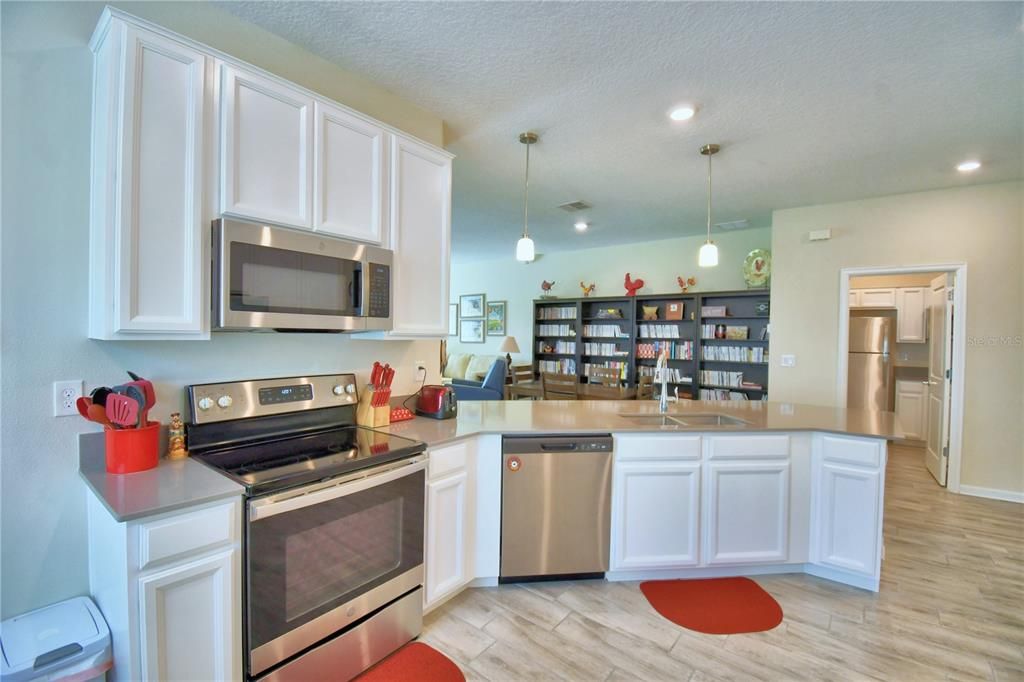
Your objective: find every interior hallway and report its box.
[420,445,1024,681]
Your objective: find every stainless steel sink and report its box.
[619,413,750,427]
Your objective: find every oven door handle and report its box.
[249,455,427,521]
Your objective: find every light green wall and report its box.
[449,228,772,362]
[769,181,1023,494]
[0,2,445,618]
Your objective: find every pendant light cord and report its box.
[523,141,531,239]
[706,149,712,242]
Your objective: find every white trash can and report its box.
[1,596,112,682]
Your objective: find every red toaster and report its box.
[415,385,458,420]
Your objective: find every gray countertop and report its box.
[79,432,243,522]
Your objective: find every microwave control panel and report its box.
[366,263,390,318]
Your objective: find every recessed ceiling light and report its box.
[669,106,696,121]
[574,221,589,231]
[956,160,981,173]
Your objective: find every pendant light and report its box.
[698,143,720,267]
[516,132,538,262]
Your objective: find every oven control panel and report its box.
[187,374,359,424]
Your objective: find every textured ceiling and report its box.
[217,1,1023,260]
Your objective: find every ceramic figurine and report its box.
[642,305,659,321]
[540,280,556,299]
[167,411,189,460]
[624,273,644,297]
[580,281,596,297]
[677,275,697,293]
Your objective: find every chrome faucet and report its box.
[656,351,669,413]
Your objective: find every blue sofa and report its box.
[451,358,507,401]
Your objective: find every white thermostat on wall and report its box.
[808,228,833,242]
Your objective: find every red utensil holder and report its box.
[105,421,160,474]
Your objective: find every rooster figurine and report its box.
[677,275,697,293]
[540,280,556,299]
[580,281,596,297]
[624,273,644,297]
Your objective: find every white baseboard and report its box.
[959,485,1024,504]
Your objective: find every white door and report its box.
[814,462,882,576]
[925,274,954,486]
[895,381,927,441]
[221,64,313,228]
[390,137,452,336]
[116,27,207,334]
[704,460,789,564]
[138,548,241,681]
[610,461,700,570]
[313,102,387,243]
[425,471,468,607]
[895,287,927,343]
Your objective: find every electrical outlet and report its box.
[414,360,427,380]
[54,380,83,417]
[780,354,796,368]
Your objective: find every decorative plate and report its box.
[743,249,771,288]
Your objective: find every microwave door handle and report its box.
[249,455,427,521]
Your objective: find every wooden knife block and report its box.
[356,388,390,428]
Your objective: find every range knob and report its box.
[345,384,357,394]
[197,397,214,411]
[332,385,345,396]
[217,395,233,409]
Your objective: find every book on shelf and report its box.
[699,370,745,388]
[701,305,727,317]
[536,306,576,320]
[665,302,684,320]
[538,359,576,374]
[638,324,682,339]
[636,340,693,360]
[700,324,750,340]
[538,340,576,354]
[701,345,767,363]
[537,323,575,336]
[583,362,629,381]
[700,388,749,401]
[638,365,692,384]
[583,323,628,338]
[584,342,630,356]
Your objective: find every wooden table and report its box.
[506,381,637,400]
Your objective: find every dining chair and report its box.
[507,364,536,400]
[541,372,579,400]
[636,374,655,400]
[588,366,621,387]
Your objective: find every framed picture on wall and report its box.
[460,318,485,343]
[486,300,507,336]
[449,304,458,336]
[459,293,485,318]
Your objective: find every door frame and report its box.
[836,263,967,493]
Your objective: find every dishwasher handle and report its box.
[540,443,579,452]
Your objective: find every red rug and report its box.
[355,642,464,682]
[639,577,783,634]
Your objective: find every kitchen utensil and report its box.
[106,394,139,428]
[76,397,92,420]
[124,385,147,428]
[87,403,114,429]
[89,387,112,407]
[124,377,155,423]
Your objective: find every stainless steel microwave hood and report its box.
[212,219,393,333]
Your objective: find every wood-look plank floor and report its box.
[421,445,1024,681]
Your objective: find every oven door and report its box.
[246,456,425,676]
[214,219,393,332]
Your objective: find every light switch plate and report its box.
[780,354,796,367]
[54,380,83,417]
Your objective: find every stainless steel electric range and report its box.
[186,374,427,681]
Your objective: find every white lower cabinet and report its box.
[424,442,476,610]
[811,435,885,580]
[138,549,238,680]
[87,495,242,681]
[611,461,700,569]
[895,379,927,441]
[704,460,790,564]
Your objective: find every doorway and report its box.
[836,264,967,493]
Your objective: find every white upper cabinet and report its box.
[389,136,453,336]
[851,288,896,308]
[221,65,314,228]
[89,19,209,339]
[314,102,388,243]
[895,287,927,343]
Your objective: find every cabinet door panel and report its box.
[314,102,386,243]
[705,461,789,564]
[138,548,240,681]
[390,138,451,336]
[815,462,881,576]
[117,28,206,333]
[858,288,896,308]
[895,387,926,441]
[896,287,927,343]
[425,472,468,606]
[221,65,313,228]
[611,461,700,569]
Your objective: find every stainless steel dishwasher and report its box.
[500,434,613,581]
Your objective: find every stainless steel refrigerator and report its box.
[848,316,894,411]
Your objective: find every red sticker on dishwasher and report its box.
[507,456,521,472]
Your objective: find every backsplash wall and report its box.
[0,2,444,619]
